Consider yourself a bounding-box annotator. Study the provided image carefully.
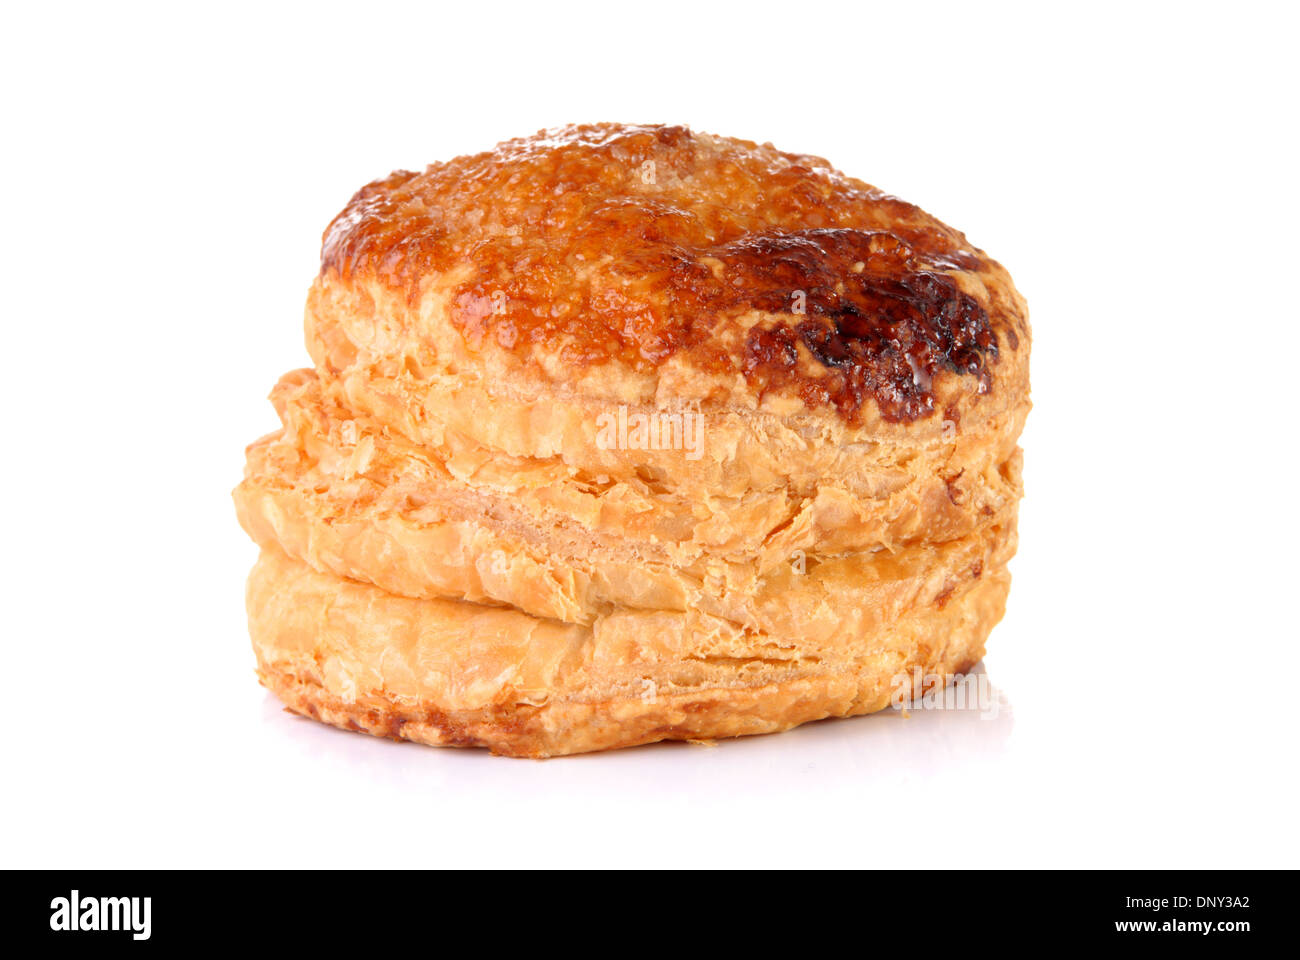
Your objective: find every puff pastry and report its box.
[234,123,1031,757]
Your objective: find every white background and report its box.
[3,1,1296,868]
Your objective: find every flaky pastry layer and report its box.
[249,547,1010,757]
[235,368,1022,623]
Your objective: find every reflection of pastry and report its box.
[235,123,1031,757]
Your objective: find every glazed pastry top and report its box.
[319,123,1028,424]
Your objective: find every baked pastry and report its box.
[235,123,1030,757]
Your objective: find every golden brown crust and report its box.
[313,123,1029,428]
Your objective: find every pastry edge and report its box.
[256,630,988,759]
